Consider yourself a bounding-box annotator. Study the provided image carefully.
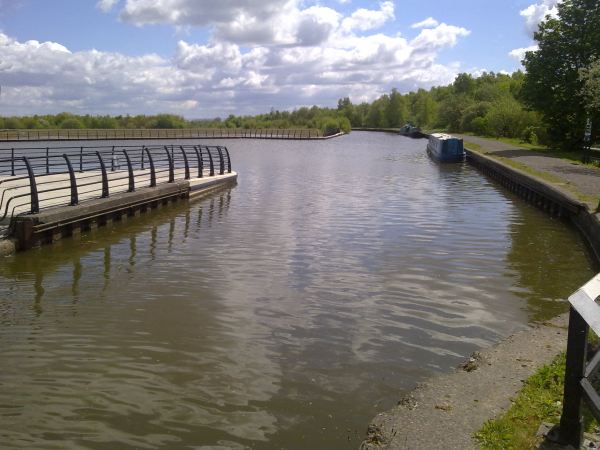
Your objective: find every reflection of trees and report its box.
[505,202,596,322]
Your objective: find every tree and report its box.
[437,93,473,132]
[385,88,407,127]
[580,59,600,112]
[521,0,600,148]
[453,73,475,95]
[60,117,83,129]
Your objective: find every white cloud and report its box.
[509,0,560,65]
[520,0,561,37]
[410,23,470,51]
[0,2,473,117]
[113,0,396,46]
[411,17,439,29]
[118,0,295,45]
[509,45,538,61]
[96,0,119,12]
[341,1,395,33]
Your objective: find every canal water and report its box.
[0,132,595,449]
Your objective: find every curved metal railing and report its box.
[0,144,232,236]
[0,128,322,141]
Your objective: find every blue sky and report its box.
[0,0,559,118]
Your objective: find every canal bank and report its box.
[361,135,600,449]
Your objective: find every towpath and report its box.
[456,135,600,206]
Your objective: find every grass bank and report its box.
[474,353,599,449]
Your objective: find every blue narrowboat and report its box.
[426,133,465,162]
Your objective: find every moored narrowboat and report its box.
[426,133,465,162]
[399,123,422,138]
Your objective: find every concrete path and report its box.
[456,135,600,204]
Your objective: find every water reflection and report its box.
[0,133,594,450]
[505,199,598,322]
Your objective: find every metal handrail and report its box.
[0,144,232,234]
[0,128,322,141]
[554,274,600,447]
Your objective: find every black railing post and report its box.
[179,146,190,180]
[193,146,203,178]
[222,146,232,173]
[23,157,39,214]
[79,146,84,172]
[96,151,109,198]
[206,146,215,176]
[111,146,116,171]
[144,148,156,187]
[216,146,225,175]
[558,306,589,448]
[63,154,79,206]
[164,146,175,183]
[11,148,15,176]
[46,147,50,175]
[122,150,135,192]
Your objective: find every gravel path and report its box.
[455,135,600,202]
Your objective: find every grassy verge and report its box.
[474,353,599,449]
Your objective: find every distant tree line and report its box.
[0,109,351,136]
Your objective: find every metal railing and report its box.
[553,273,600,447]
[0,128,322,141]
[0,144,232,233]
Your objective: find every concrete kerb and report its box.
[466,149,587,211]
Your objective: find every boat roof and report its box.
[430,133,460,140]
